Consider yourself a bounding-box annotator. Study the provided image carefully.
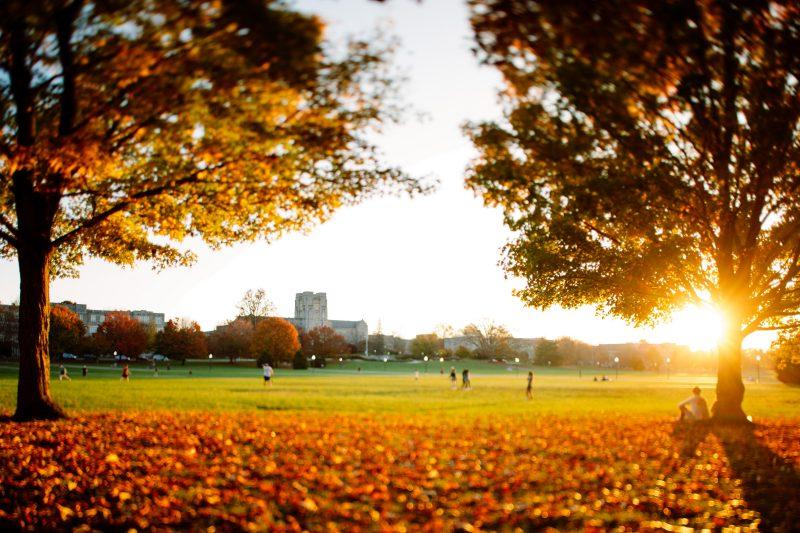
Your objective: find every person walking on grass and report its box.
[59,364,71,381]
[449,366,457,390]
[263,363,274,386]
[526,371,534,400]
[121,364,130,382]
[461,368,471,390]
[678,387,710,422]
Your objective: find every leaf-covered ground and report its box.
[1,413,798,531]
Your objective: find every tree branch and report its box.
[55,0,84,137]
[0,228,17,248]
[0,213,18,238]
[9,20,34,146]
[50,165,224,248]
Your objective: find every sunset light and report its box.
[668,305,727,352]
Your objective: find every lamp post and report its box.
[383,356,388,370]
[666,357,671,380]
[514,357,520,376]
[614,356,620,380]
[756,354,761,383]
[339,357,343,366]
[311,355,316,370]
[423,355,429,373]
[208,353,213,372]
[439,356,444,375]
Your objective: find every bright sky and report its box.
[0,0,773,350]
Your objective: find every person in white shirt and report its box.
[262,363,274,386]
[678,387,710,422]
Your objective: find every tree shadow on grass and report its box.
[672,421,800,531]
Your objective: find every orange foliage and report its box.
[252,318,300,365]
[93,312,148,358]
[0,414,798,531]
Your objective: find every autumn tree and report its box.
[409,334,439,358]
[300,326,348,357]
[534,340,561,367]
[467,0,800,421]
[156,319,207,362]
[237,289,276,327]
[454,345,472,359]
[252,317,300,367]
[554,337,595,367]
[93,312,148,359]
[0,1,421,419]
[770,334,800,385]
[461,322,512,358]
[207,318,254,362]
[48,305,85,358]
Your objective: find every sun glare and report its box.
[668,305,727,351]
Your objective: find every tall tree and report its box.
[207,318,254,362]
[0,1,421,419]
[467,0,800,421]
[48,305,85,358]
[534,339,561,367]
[300,325,348,357]
[93,312,148,359]
[461,322,512,358]
[409,333,439,357]
[252,317,300,366]
[237,289,275,327]
[156,318,207,361]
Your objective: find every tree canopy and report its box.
[461,322,512,358]
[252,317,300,366]
[1,0,422,419]
[93,312,148,358]
[300,325,348,357]
[48,305,85,358]
[155,319,207,361]
[237,289,275,326]
[466,0,800,420]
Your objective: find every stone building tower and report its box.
[294,292,328,331]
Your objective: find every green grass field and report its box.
[0,359,796,419]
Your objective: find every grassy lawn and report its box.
[0,359,795,419]
[1,360,798,530]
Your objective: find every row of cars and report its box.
[60,352,170,362]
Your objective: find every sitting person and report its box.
[678,387,710,422]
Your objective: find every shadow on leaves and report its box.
[672,421,800,531]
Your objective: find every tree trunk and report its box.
[13,245,66,421]
[712,331,748,423]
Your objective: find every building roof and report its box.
[329,320,366,328]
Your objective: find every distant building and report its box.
[292,292,328,331]
[57,302,166,334]
[0,301,165,358]
[285,292,367,345]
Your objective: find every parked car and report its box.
[152,354,170,362]
[62,353,78,360]
[114,354,131,361]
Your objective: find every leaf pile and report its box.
[1,413,798,531]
